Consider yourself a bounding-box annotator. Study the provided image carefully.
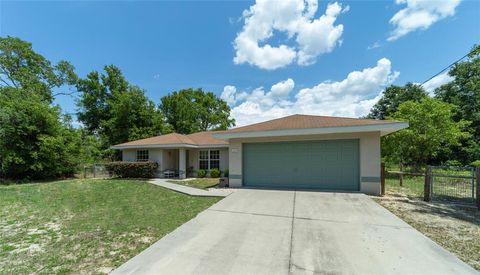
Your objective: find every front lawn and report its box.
[169,178,219,190]
[0,179,220,274]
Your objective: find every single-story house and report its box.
[111,114,408,195]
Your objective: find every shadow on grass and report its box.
[406,200,480,226]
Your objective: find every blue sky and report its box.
[1,0,479,126]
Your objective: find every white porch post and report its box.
[179,148,186,179]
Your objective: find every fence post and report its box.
[93,165,96,178]
[83,165,87,179]
[424,166,432,202]
[399,163,403,186]
[381,162,385,196]
[476,167,480,209]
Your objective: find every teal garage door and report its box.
[243,139,359,190]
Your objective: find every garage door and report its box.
[243,139,359,191]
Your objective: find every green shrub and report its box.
[444,160,462,167]
[105,161,158,178]
[210,168,220,178]
[223,169,229,178]
[471,160,480,168]
[197,169,206,178]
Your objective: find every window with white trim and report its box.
[136,150,149,162]
[209,150,220,169]
[199,150,220,170]
[199,150,209,170]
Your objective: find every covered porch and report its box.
[120,146,229,179]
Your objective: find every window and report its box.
[136,150,149,162]
[210,150,220,169]
[199,150,220,170]
[199,150,209,170]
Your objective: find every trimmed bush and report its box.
[197,169,206,178]
[471,160,480,168]
[223,169,229,178]
[105,161,158,178]
[210,168,220,178]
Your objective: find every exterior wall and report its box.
[162,149,179,170]
[187,148,230,176]
[228,131,382,195]
[122,147,230,178]
[228,142,243,187]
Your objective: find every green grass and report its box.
[0,179,220,274]
[386,174,476,204]
[168,178,219,190]
[385,175,425,199]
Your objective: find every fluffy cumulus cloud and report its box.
[388,0,461,41]
[421,71,454,94]
[225,58,399,126]
[233,0,348,70]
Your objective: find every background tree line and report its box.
[367,44,480,169]
[0,36,234,180]
[1,36,479,180]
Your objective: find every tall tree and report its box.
[435,44,480,163]
[367,83,428,120]
[0,89,83,179]
[160,88,235,134]
[0,37,81,179]
[0,36,76,102]
[382,98,470,168]
[76,65,168,150]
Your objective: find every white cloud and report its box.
[270,78,295,98]
[233,0,348,70]
[421,71,454,94]
[367,41,382,50]
[225,58,399,126]
[388,0,461,41]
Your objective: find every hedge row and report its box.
[105,161,158,178]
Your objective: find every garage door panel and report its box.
[243,140,359,191]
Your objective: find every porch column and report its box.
[179,148,186,179]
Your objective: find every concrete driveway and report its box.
[112,190,476,275]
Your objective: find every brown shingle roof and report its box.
[113,133,196,147]
[187,131,228,145]
[112,131,227,148]
[224,114,402,133]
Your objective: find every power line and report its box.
[420,51,471,86]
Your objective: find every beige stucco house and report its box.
[111,114,407,195]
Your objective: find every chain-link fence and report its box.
[79,164,111,179]
[385,164,479,207]
[428,166,476,205]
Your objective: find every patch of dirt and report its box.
[375,195,480,270]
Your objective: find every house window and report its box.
[210,150,220,169]
[199,150,220,170]
[199,150,209,170]
[136,150,149,162]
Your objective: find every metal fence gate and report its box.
[427,166,476,205]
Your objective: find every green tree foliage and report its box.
[160,88,235,134]
[0,36,76,102]
[0,89,83,179]
[434,44,480,162]
[0,37,84,180]
[367,83,428,120]
[77,65,169,151]
[382,98,470,168]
